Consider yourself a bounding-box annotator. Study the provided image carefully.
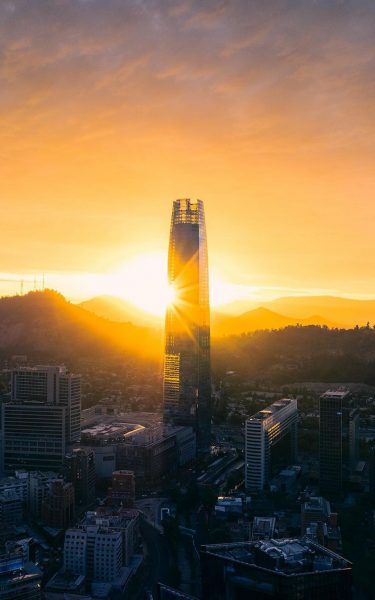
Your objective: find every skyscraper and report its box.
[163,199,211,452]
[319,389,350,497]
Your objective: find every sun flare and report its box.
[103,252,257,316]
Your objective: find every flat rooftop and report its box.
[81,422,145,439]
[249,399,296,422]
[202,538,351,575]
[303,496,331,514]
[321,389,350,399]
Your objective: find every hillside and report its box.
[212,325,375,385]
[0,290,162,362]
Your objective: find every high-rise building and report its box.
[2,366,81,473]
[319,390,350,497]
[245,399,298,491]
[163,199,211,452]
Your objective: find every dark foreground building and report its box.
[319,390,350,497]
[201,538,352,600]
[163,199,211,452]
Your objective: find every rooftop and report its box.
[248,399,297,423]
[321,389,351,400]
[201,537,351,576]
[302,496,331,515]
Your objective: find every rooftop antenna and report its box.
[20,280,24,296]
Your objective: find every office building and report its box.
[245,399,298,491]
[163,199,211,452]
[28,471,59,519]
[64,507,138,583]
[201,538,352,599]
[84,507,139,567]
[116,429,177,488]
[2,366,81,473]
[319,390,350,497]
[251,516,276,540]
[64,448,96,507]
[0,547,42,600]
[108,471,135,507]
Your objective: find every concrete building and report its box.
[245,399,298,492]
[64,526,122,583]
[201,538,352,599]
[2,366,81,473]
[84,507,139,567]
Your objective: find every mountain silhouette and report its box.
[0,290,162,361]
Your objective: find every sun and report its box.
[104,252,256,317]
[107,252,172,317]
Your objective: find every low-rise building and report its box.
[0,547,42,599]
[201,538,352,599]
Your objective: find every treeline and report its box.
[212,325,375,385]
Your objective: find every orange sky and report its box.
[1,0,375,307]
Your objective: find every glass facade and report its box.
[163,199,211,451]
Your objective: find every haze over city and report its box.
[1,0,375,312]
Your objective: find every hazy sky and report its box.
[1,0,375,304]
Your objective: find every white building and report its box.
[245,398,298,491]
[64,526,122,583]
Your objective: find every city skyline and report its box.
[1,1,375,311]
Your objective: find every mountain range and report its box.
[76,294,375,335]
[1,291,375,365]
[0,290,162,361]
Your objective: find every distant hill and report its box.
[0,290,162,361]
[264,296,375,327]
[211,307,339,336]
[78,294,340,336]
[79,295,161,327]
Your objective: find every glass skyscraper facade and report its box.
[163,199,211,452]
